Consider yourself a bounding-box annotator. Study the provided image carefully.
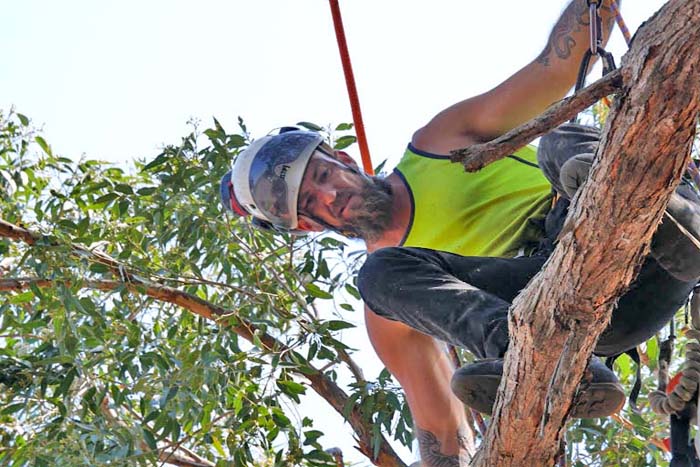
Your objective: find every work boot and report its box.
[451,357,625,418]
[560,154,700,282]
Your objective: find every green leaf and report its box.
[114,183,133,195]
[204,129,221,141]
[646,337,659,370]
[345,284,361,300]
[227,134,246,148]
[137,186,157,196]
[1,403,26,415]
[89,263,109,274]
[142,427,158,450]
[35,136,52,155]
[94,193,119,205]
[10,291,34,304]
[159,386,179,408]
[325,320,355,331]
[143,153,168,171]
[211,434,226,457]
[213,117,225,134]
[305,283,333,300]
[34,355,75,365]
[335,123,353,131]
[17,113,29,126]
[303,429,324,445]
[297,121,323,131]
[277,380,306,403]
[333,135,357,150]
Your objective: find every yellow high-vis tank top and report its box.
[395,144,552,258]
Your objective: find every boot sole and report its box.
[451,374,625,418]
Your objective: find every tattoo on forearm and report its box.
[536,0,589,66]
[416,427,470,467]
[536,0,615,67]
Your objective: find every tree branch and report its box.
[0,225,407,467]
[450,69,623,172]
[473,1,700,464]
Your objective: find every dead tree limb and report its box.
[451,69,622,171]
[473,1,700,465]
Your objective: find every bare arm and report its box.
[364,307,473,466]
[413,0,618,154]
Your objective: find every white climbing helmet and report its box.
[220,129,323,231]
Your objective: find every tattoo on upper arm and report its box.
[416,427,470,467]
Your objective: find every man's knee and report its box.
[538,123,601,197]
[538,123,600,161]
[358,247,407,312]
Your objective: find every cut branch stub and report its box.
[450,69,623,172]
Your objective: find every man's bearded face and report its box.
[298,151,393,242]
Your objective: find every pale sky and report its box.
[0,1,667,465]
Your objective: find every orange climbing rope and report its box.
[611,0,632,46]
[328,0,374,176]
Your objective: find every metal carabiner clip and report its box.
[588,1,600,54]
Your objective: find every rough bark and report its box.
[0,226,407,467]
[473,1,700,465]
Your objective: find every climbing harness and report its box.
[328,0,374,176]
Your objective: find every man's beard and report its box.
[340,175,393,243]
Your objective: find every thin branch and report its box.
[450,69,623,172]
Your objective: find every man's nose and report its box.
[317,187,337,206]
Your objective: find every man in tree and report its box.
[220,0,700,464]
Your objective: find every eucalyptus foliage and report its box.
[0,108,698,467]
[0,110,410,467]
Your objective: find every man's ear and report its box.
[334,150,359,170]
[297,215,325,232]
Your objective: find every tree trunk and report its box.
[473,1,700,465]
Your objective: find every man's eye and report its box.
[319,169,329,183]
